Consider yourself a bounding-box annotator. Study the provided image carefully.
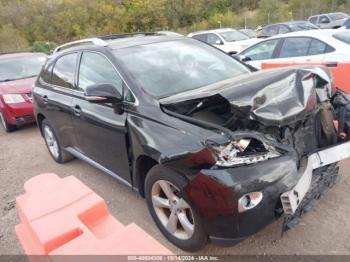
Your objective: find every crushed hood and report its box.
[161,66,334,126]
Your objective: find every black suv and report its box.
[33,33,350,251]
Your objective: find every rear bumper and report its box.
[1,102,35,125]
[185,142,350,245]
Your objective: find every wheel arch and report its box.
[134,155,159,197]
[36,113,46,135]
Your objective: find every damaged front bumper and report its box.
[184,142,350,246]
[281,141,350,214]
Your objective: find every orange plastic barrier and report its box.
[262,62,350,94]
[15,173,172,259]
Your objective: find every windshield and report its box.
[329,13,348,20]
[219,30,249,42]
[289,22,319,31]
[114,39,250,98]
[0,55,46,82]
[240,29,256,38]
[333,32,350,45]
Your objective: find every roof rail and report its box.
[99,32,160,40]
[53,38,108,54]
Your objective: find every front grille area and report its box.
[15,115,35,123]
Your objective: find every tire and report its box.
[0,111,17,132]
[41,119,74,163]
[145,165,207,251]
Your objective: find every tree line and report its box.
[0,0,349,52]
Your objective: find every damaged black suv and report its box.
[33,33,350,251]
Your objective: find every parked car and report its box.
[258,21,319,38]
[188,28,260,54]
[0,52,46,132]
[239,29,350,69]
[308,12,349,29]
[239,28,257,38]
[341,17,350,29]
[34,34,350,251]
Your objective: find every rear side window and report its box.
[242,39,279,60]
[333,32,350,45]
[309,16,318,24]
[279,38,312,58]
[78,52,123,94]
[308,39,327,55]
[52,53,78,89]
[192,34,208,43]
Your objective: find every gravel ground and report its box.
[1,125,350,255]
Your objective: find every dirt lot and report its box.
[1,125,350,255]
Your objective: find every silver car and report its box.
[308,12,349,29]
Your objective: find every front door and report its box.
[71,51,131,184]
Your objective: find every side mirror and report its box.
[236,55,251,62]
[215,40,224,45]
[85,83,122,103]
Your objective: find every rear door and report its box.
[71,51,131,184]
[275,37,327,63]
[34,52,78,147]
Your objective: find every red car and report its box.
[0,52,46,132]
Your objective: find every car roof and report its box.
[310,12,348,17]
[107,35,185,50]
[189,28,238,36]
[264,21,311,27]
[0,52,45,60]
[266,29,347,40]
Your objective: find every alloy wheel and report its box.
[43,125,59,159]
[151,180,195,240]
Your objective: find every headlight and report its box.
[2,94,25,104]
[210,138,281,167]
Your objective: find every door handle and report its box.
[73,105,82,117]
[42,95,49,104]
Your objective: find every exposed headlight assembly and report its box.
[2,94,25,104]
[210,138,281,167]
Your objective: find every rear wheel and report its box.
[0,111,17,132]
[145,165,207,251]
[41,119,74,163]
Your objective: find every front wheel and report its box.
[145,165,207,251]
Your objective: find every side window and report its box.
[262,25,278,37]
[309,17,318,24]
[279,37,312,58]
[279,25,290,34]
[308,39,327,55]
[78,52,123,95]
[52,53,78,89]
[319,15,330,24]
[242,39,279,60]
[192,34,208,43]
[207,33,221,45]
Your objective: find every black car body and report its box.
[259,21,319,38]
[33,34,350,251]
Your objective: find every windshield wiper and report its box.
[185,100,206,116]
